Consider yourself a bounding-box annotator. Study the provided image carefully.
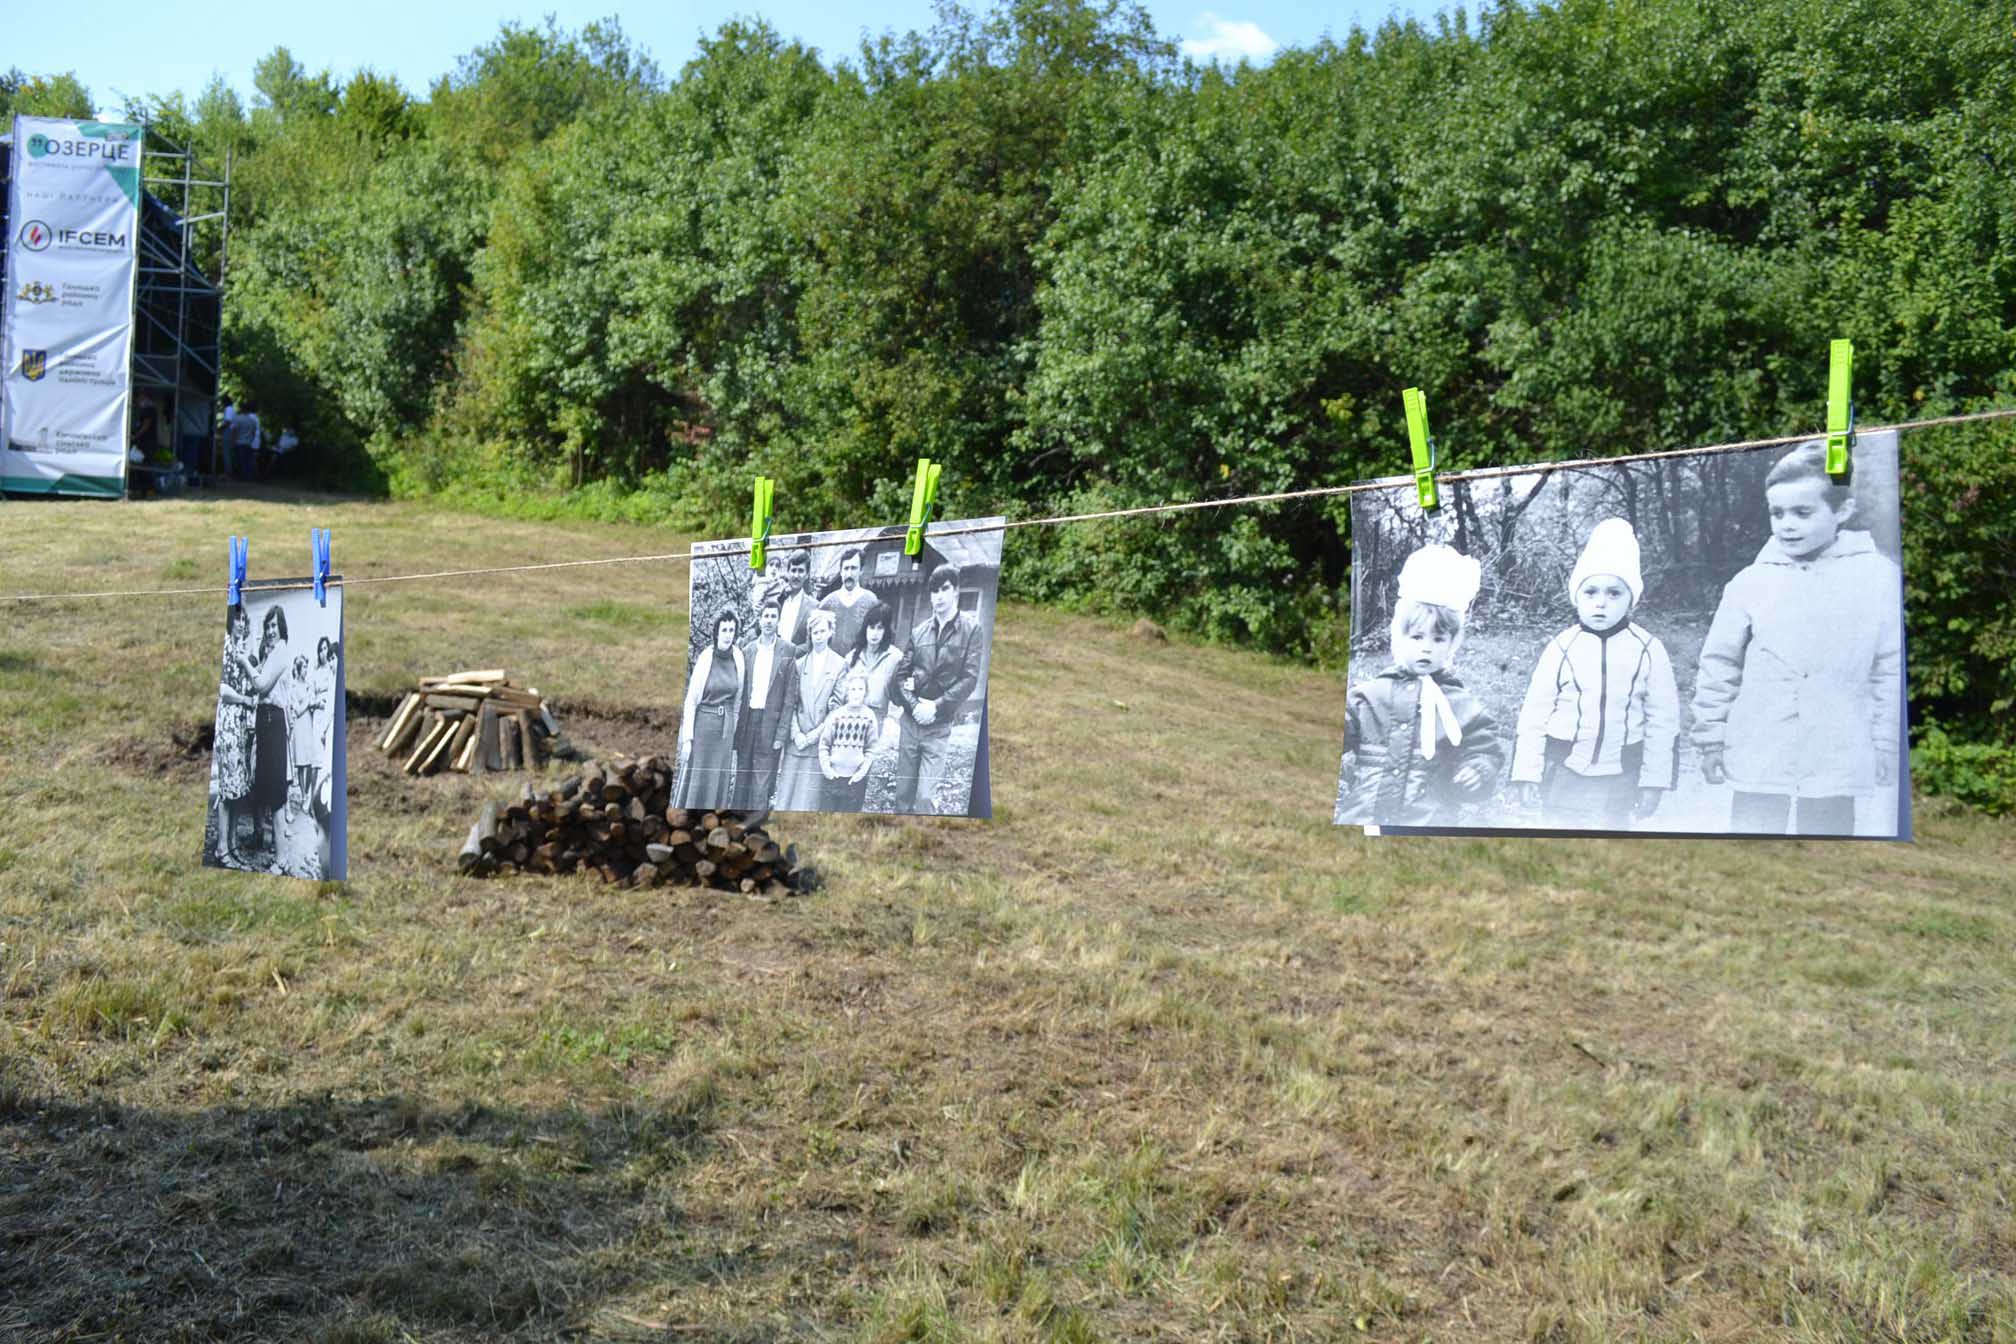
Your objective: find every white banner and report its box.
[2,115,142,497]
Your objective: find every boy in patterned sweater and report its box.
[819,671,881,810]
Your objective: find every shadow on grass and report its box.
[0,1083,736,1341]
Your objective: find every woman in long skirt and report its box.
[246,606,293,857]
[772,609,848,812]
[210,605,257,863]
[676,606,745,809]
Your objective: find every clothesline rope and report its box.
[3,406,2010,604]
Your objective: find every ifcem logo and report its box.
[15,220,126,252]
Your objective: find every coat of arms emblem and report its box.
[21,349,48,381]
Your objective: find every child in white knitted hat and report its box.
[1509,517,1680,829]
[1335,544,1504,826]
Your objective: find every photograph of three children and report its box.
[1336,432,1908,840]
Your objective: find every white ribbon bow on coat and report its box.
[1417,677,1463,761]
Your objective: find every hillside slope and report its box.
[1,489,2011,1342]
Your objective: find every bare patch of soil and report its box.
[544,698,679,762]
[104,720,214,778]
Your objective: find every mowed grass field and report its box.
[2,488,2013,1344]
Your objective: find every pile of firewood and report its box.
[379,670,563,776]
[456,754,820,895]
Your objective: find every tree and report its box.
[0,69,94,119]
[425,18,657,164]
[339,71,417,144]
[252,47,338,121]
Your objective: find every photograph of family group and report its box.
[203,580,349,878]
[673,518,1002,818]
[1335,432,1908,840]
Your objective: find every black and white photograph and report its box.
[672,518,1002,818]
[203,578,349,878]
[1334,431,1908,840]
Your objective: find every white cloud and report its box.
[1180,12,1282,64]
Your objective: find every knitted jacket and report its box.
[1512,623,1679,789]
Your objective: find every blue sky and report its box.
[11,0,1444,113]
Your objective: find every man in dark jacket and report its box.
[732,588,799,812]
[891,563,982,813]
[775,549,818,648]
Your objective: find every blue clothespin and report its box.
[904,459,941,562]
[227,536,248,607]
[311,528,332,606]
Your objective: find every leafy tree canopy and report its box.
[18,0,2015,782]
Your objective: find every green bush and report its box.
[1911,726,2016,817]
[1900,421,2016,761]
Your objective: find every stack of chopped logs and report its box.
[457,754,820,895]
[379,670,561,776]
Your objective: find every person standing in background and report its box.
[129,394,162,462]
[772,610,849,812]
[218,401,238,480]
[732,589,799,812]
[891,565,983,814]
[676,607,746,808]
[776,549,819,648]
[230,400,262,482]
[817,548,879,658]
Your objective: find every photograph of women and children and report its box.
[673,519,1002,819]
[203,581,348,878]
[1335,433,1907,840]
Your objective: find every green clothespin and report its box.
[750,476,775,570]
[904,459,941,558]
[1403,387,1437,510]
[1825,339,1854,478]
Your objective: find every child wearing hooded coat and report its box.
[1510,517,1680,829]
[1335,545,1504,827]
[1691,443,1901,836]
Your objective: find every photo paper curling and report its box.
[673,517,1003,819]
[1335,431,1909,840]
[204,578,348,878]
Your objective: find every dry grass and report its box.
[1,485,2013,1342]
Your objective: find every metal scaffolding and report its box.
[134,124,228,480]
